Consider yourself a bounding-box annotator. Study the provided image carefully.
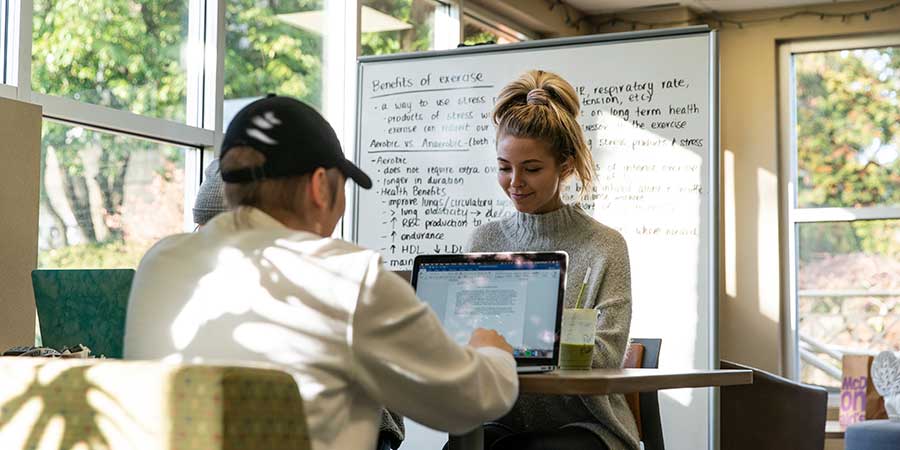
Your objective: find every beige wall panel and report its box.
[0,97,42,351]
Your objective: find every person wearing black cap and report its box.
[124,96,519,450]
[190,156,404,450]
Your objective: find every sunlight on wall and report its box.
[757,167,780,322]
[725,150,737,298]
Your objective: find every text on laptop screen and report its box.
[415,261,561,359]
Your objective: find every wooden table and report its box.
[448,368,753,450]
[519,368,753,394]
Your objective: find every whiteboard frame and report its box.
[708,28,720,450]
[357,24,712,63]
[353,26,721,449]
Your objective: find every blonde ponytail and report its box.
[492,70,594,199]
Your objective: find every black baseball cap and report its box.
[220,95,372,189]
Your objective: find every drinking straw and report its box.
[574,266,592,309]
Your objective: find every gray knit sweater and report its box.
[466,204,640,450]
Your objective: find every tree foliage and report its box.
[225,0,323,107]
[795,48,900,260]
[33,0,187,248]
[33,0,188,119]
[34,0,424,268]
[462,22,499,46]
[361,0,432,56]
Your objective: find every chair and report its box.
[845,420,900,450]
[0,358,310,450]
[31,269,134,358]
[625,338,664,450]
[720,360,827,450]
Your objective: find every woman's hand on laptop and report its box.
[468,328,514,354]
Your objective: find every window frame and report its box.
[0,0,538,252]
[434,0,460,50]
[778,33,900,380]
[3,0,222,234]
[0,0,7,85]
[2,0,29,95]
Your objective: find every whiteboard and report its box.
[353,27,718,450]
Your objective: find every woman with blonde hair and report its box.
[465,70,640,450]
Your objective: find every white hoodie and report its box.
[124,207,518,450]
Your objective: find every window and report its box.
[22,0,217,270]
[225,0,324,118]
[8,0,535,271]
[462,13,526,46]
[781,37,900,387]
[38,121,192,269]
[360,0,442,56]
[31,0,191,122]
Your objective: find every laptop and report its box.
[411,252,567,373]
[31,268,135,358]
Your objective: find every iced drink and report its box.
[559,308,597,370]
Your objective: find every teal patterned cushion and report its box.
[31,269,134,358]
[0,359,310,450]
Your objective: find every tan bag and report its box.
[840,354,888,427]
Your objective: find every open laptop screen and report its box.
[412,253,565,364]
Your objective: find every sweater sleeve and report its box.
[589,232,633,369]
[349,255,519,434]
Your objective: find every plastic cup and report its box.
[559,308,597,370]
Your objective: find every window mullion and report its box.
[1,0,7,84]
[793,206,900,223]
[786,33,900,55]
[10,0,32,99]
[0,82,15,98]
[324,0,360,240]
[186,0,205,130]
[206,0,225,143]
[778,42,800,380]
[182,0,209,232]
[35,93,215,148]
[434,0,460,50]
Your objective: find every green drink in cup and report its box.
[559,267,596,370]
[559,308,597,370]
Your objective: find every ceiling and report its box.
[565,0,858,14]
